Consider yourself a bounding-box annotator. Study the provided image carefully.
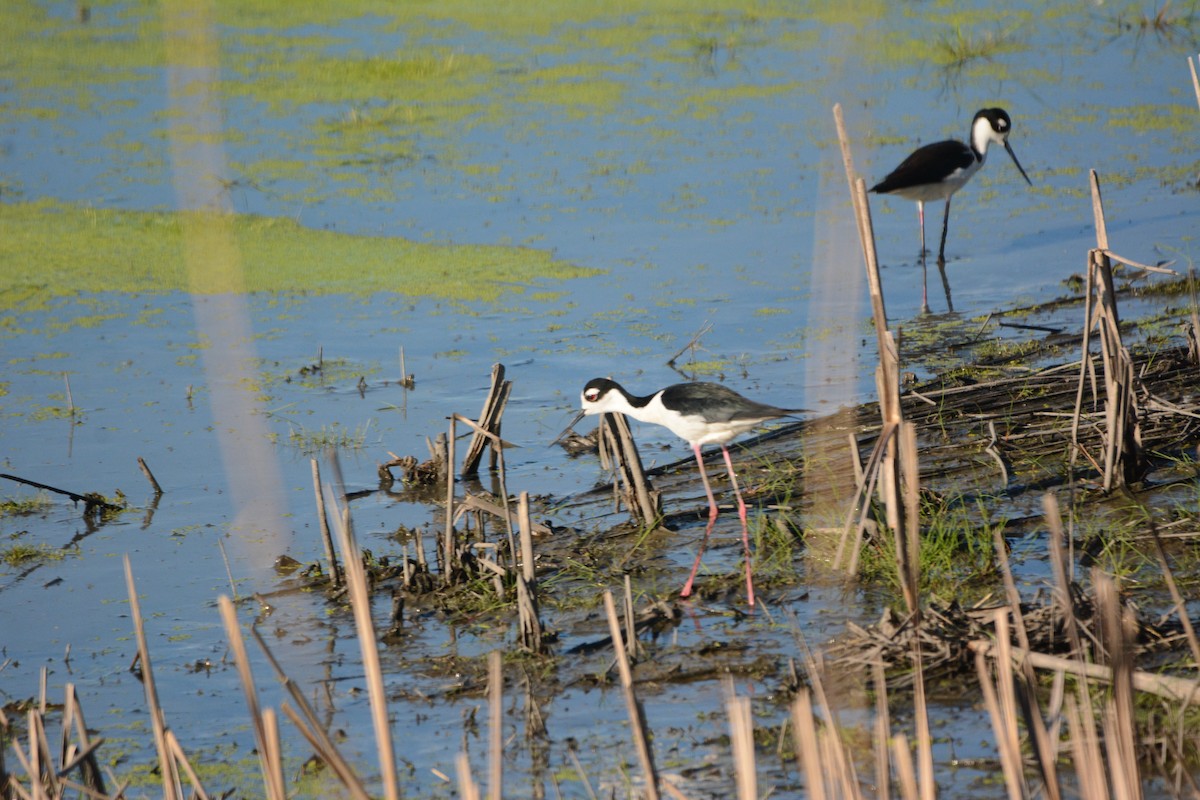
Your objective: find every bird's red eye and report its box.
[585,389,598,401]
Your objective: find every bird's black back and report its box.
[870,139,975,193]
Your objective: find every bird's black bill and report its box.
[1004,140,1032,186]
[552,409,587,446]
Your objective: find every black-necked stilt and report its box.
[578,377,804,606]
[871,107,1032,309]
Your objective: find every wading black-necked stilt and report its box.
[577,377,804,606]
[871,107,1032,310]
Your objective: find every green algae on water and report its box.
[0,200,599,312]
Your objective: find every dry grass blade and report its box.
[123,556,182,800]
[218,595,286,800]
[603,590,659,800]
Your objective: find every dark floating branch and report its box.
[0,473,123,516]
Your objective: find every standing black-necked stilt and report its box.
[578,377,804,606]
[871,107,1032,310]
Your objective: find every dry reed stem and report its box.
[602,590,659,800]
[136,456,163,495]
[1189,54,1200,110]
[973,647,1026,800]
[890,734,919,800]
[515,493,545,653]
[604,411,661,526]
[723,679,756,800]
[1065,695,1110,800]
[453,413,520,576]
[970,637,1200,703]
[462,363,512,477]
[1095,572,1142,800]
[488,651,503,800]
[445,415,458,580]
[248,627,372,800]
[310,458,342,587]
[897,420,919,619]
[993,522,1061,796]
[326,452,401,800]
[1150,527,1200,666]
[123,556,182,800]
[790,691,827,800]
[218,596,286,800]
[623,574,642,663]
[165,730,211,800]
[456,752,481,800]
[872,662,891,800]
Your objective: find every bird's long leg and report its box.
[937,196,952,267]
[719,445,755,607]
[918,200,929,313]
[680,443,718,599]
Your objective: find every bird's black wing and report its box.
[870,139,974,193]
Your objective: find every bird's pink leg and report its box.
[681,443,718,599]
[720,446,755,607]
[917,200,929,313]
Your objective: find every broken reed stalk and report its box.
[218,596,286,800]
[123,556,183,800]
[461,363,513,477]
[456,752,481,800]
[1094,571,1143,800]
[602,590,659,800]
[452,412,520,576]
[136,457,163,495]
[488,650,503,800]
[909,632,934,800]
[828,111,912,577]
[325,451,401,800]
[515,491,545,653]
[891,734,920,800]
[872,663,891,800]
[723,678,757,800]
[445,414,458,582]
[600,410,661,526]
[970,639,1200,705]
[165,729,211,800]
[974,638,1026,800]
[1190,54,1200,111]
[992,525,1062,797]
[310,458,342,587]
[64,372,75,417]
[1149,525,1200,666]
[1075,170,1144,491]
[249,627,372,800]
[623,574,642,662]
[64,683,107,795]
